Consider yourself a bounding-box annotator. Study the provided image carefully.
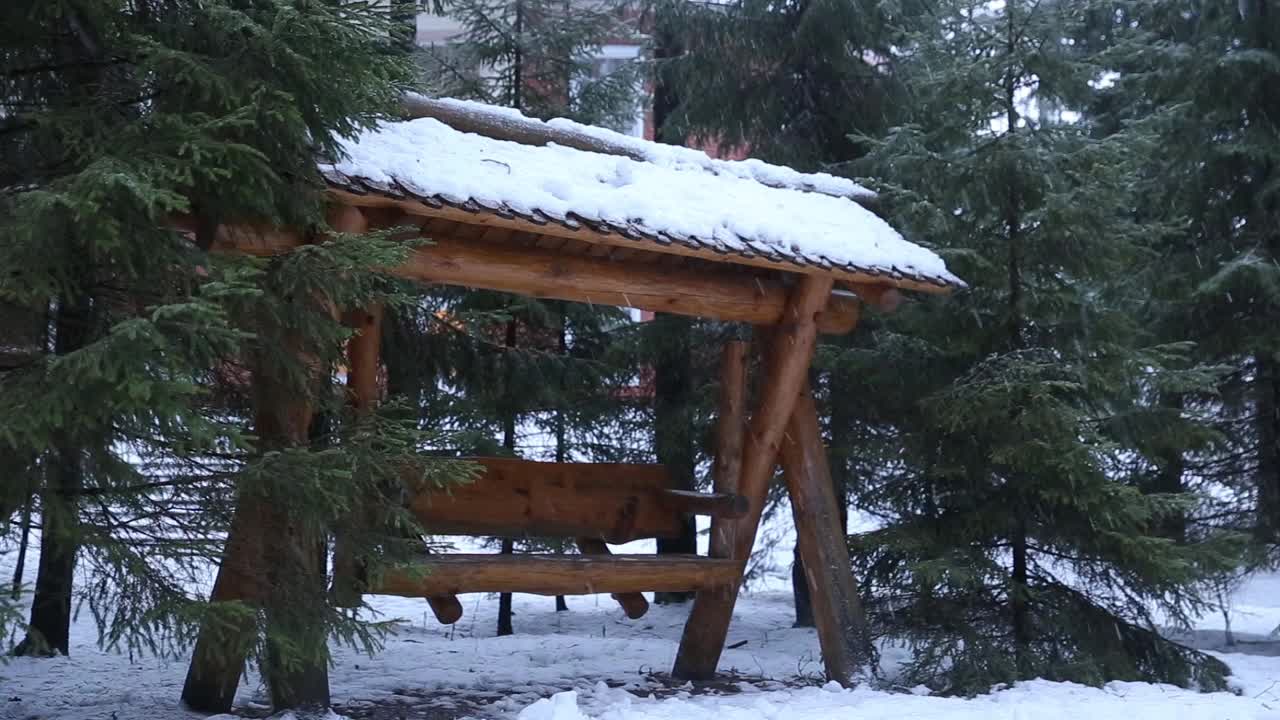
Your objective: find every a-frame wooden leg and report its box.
[181,496,269,712]
[672,276,834,681]
[781,384,873,686]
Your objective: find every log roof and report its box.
[320,97,963,293]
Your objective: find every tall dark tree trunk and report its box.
[1148,393,1188,543]
[555,308,570,614]
[255,329,329,712]
[653,314,697,604]
[650,19,697,606]
[497,537,516,636]
[792,547,814,627]
[1256,354,1280,543]
[15,292,93,657]
[1003,8,1032,673]
[498,318,518,636]
[651,21,681,144]
[10,492,33,601]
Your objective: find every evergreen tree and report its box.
[1085,1,1280,557]
[1,0,468,713]
[655,0,903,167]
[419,0,641,126]
[844,0,1242,692]
[654,0,910,615]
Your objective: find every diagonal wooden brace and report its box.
[671,275,834,680]
[781,384,874,686]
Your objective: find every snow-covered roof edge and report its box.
[322,110,963,292]
[406,95,878,203]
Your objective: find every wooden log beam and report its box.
[328,190,952,295]
[847,283,903,314]
[427,595,464,624]
[781,385,873,687]
[372,554,739,597]
[576,538,650,619]
[408,458,740,542]
[672,276,833,681]
[210,222,860,334]
[395,235,860,334]
[709,341,749,560]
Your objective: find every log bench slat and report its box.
[371,554,741,598]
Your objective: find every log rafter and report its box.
[208,213,863,334]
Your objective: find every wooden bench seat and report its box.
[407,457,747,543]
[372,553,741,598]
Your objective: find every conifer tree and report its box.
[844,0,1241,692]
[419,0,641,126]
[654,0,908,614]
[2,0,469,713]
[1084,1,1280,556]
[655,0,903,168]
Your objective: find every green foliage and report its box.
[418,0,642,126]
[830,0,1245,693]
[1085,0,1280,548]
[0,0,473,706]
[655,0,905,166]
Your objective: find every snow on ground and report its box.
[3,518,1280,720]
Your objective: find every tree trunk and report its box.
[1257,353,1280,543]
[497,539,515,636]
[15,292,93,657]
[255,340,329,712]
[15,450,80,657]
[1003,5,1032,673]
[183,272,329,713]
[555,307,571,616]
[497,318,519,636]
[651,34,698,607]
[1145,393,1188,543]
[653,314,697,605]
[10,492,33,601]
[792,547,814,627]
[651,19,681,144]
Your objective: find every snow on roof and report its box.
[426,97,879,202]
[321,103,963,291]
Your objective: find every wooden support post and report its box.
[709,341,749,561]
[672,276,834,681]
[576,538,650,619]
[781,385,873,687]
[181,495,269,712]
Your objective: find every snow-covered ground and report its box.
[3,521,1280,720]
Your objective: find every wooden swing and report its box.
[185,97,961,711]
